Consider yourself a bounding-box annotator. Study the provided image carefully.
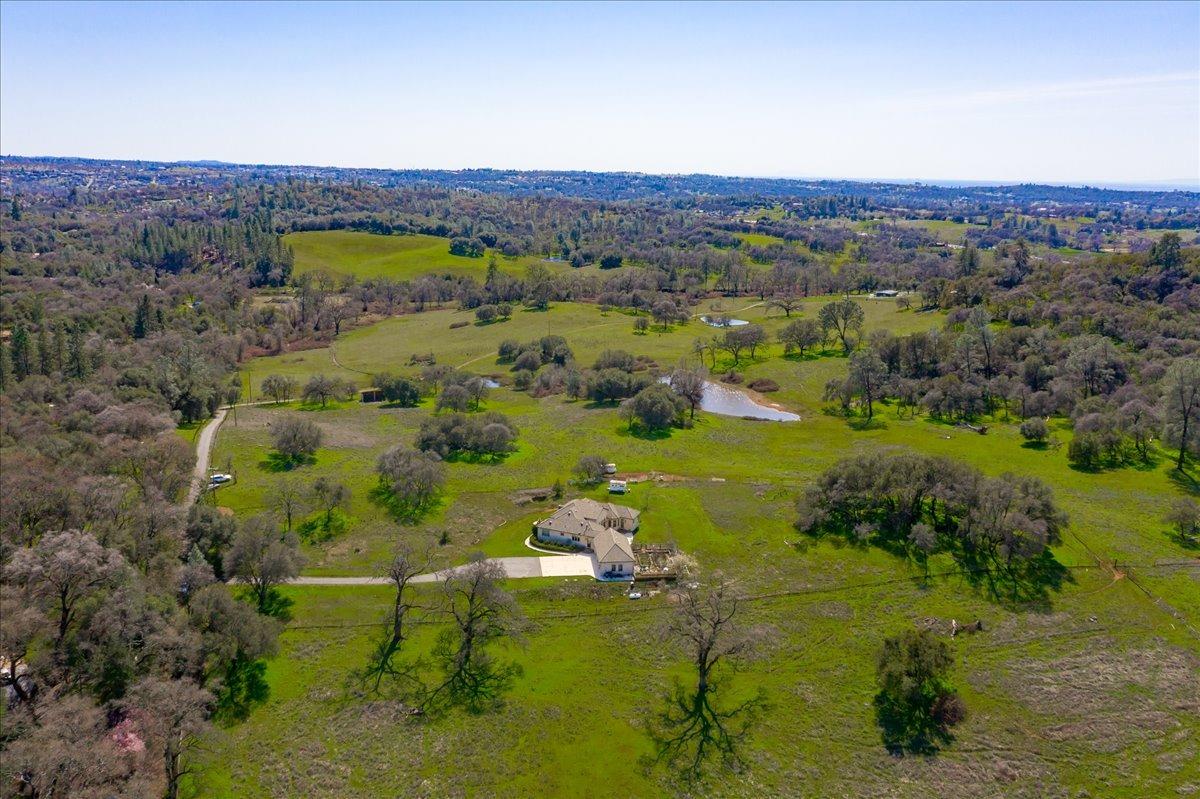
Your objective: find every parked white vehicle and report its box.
[604,462,618,474]
[627,592,643,600]
[208,473,233,485]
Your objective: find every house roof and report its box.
[536,498,639,539]
[593,528,635,563]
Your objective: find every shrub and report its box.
[1067,433,1103,469]
[513,350,542,373]
[593,349,636,372]
[1019,417,1049,443]
[497,339,520,362]
[436,384,472,413]
[512,369,534,391]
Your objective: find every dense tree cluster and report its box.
[796,449,1068,598]
[415,411,519,460]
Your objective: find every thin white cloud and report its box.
[883,71,1199,113]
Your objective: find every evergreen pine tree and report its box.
[10,325,32,380]
[51,323,66,374]
[133,294,152,339]
[37,325,51,375]
[67,324,87,379]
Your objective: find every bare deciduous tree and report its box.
[361,547,430,696]
[270,417,322,465]
[375,447,445,521]
[223,516,305,614]
[5,529,126,648]
[669,365,707,420]
[126,676,213,799]
[424,555,526,713]
[645,575,767,779]
[271,478,306,533]
[5,693,152,798]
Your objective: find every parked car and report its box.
[209,473,233,485]
[627,592,642,600]
[604,462,618,474]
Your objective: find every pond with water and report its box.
[661,377,799,421]
[699,315,749,327]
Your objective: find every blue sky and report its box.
[1,1,1197,185]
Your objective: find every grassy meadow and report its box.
[285,230,579,282]
[198,243,1200,797]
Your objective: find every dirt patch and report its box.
[1000,640,1200,756]
[511,487,555,505]
[615,471,689,483]
[811,600,854,620]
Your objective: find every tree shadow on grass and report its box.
[958,548,1072,611]
[369,483,441,525]
[616,425,674,441]
[213,653,271,725]
[258,452,315,472]
[234,585,295,622]
[800,526,1070,610]
[1020,440,1051,451]
[641,679,767,783]
[1168,528,1200,551]
[874,694,955,756]
[848,416,888,431]
[442,450,512,465]
[1167,468,1199,497]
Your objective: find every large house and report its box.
[534,498,639,576]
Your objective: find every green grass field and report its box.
[201,263,1199,795]
[285,230,580,281]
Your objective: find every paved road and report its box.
[291,554,598,585]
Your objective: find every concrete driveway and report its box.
[290,554,597,586]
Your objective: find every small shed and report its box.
[360,388,384,403]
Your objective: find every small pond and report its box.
[700,315,749,327]
[661,377,799,422]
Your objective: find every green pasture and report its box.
[285,230,577,282]
[198,273,1199,795]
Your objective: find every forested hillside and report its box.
[1,157,1198,797]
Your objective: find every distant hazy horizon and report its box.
[2,1,1197,186]
[4,152,1196,193]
